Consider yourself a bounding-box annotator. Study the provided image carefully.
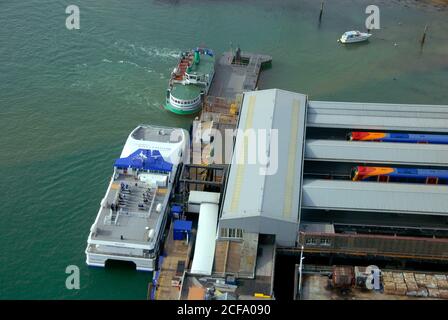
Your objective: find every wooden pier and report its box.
[154,222,195,300]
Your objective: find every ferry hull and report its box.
[86,250,155,272]
[165,102,201,115]
[339,37,370,44]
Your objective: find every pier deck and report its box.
[209,51,272,99]
[197,51,272,166]
[153,49,272,300]
[155,222,195,300]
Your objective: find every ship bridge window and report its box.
[320,238,331,246]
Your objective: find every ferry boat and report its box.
[165,47,215,115]
[338,30,372,43]
[85,125,188,271]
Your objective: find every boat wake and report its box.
[101,58,154,73]
[113,39,180,60]
[138,45,180,60]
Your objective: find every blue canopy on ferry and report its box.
[114,149,173,172]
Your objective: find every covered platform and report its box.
[307,100,448,132]
[305,139,448,167]
[302,179,448,216]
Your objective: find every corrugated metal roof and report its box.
[221,89,307,223]
[305,139,448,166]
[302,179,448,215]
[307,100,448,132]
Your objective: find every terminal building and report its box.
[219,89,307,246]
[179,88,448,299]
[218,88,448,245]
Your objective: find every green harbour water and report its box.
[0,0,447,299]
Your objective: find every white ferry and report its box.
[165,47,215,115]
[85,125,188,271]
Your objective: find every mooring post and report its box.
[319,1,324,22]
[298,245,305,300]
[420,24,428,46]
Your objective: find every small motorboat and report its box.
[338,30,372,44]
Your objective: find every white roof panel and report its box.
[308,100,448,132]
[305,139,448,166]
[188,191,220,205]
[302,179,448,215]
[190,203,219,275]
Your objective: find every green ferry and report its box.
[165,47,215,115]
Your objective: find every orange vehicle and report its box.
[351,166,448,184]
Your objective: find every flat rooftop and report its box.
[213,232,259,278]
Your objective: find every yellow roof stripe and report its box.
[283,99,300,219]
[230,95,256,214]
